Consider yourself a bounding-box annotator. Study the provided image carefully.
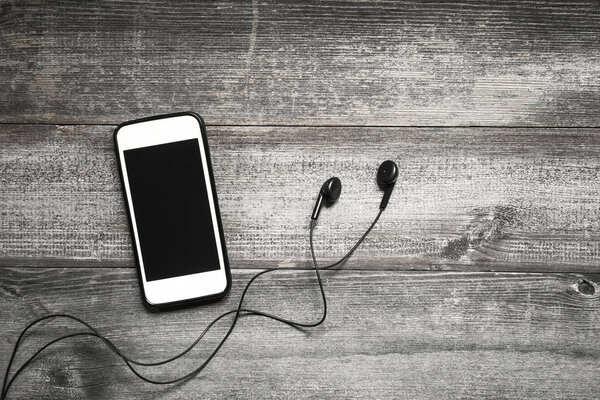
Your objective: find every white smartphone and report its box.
[114,112,231,308]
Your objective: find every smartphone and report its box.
[114,112,231,308]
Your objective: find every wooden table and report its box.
[1,1,599,398]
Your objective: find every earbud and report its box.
[377,160,398,210]
[311,177,342,220]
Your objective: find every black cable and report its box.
[1,209,383,398]
[2,233,316,395]
[1,211,382,396]
[4,207,383,387]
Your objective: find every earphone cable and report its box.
[2,209,383,397]
[3,224,320,393]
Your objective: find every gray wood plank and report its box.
[2,124,600,272]
[1,0,599,126]
[1,267,600,399]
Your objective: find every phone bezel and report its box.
[114,112,231,308]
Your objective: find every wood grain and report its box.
[1,267,600,399]
[1,124,599,272]
[1,0,599,126]
[2,1,599,398]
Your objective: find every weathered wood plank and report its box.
[1,124,600,272]
[1,267,600,399]
[1,0,599,126]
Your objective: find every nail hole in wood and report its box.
[578,279,595,296]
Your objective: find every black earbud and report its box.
[377,160,398,210]
[311,177,342,220]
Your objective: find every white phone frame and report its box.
[115,114,229,306]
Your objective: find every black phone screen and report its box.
[124,138,220,281]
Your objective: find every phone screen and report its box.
[124,138,220,281]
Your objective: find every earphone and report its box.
[377,159,398,210]
[312,176,342,220]
[1,160,398,399]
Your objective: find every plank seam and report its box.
[1,122,600,129]
[0,265,598,275]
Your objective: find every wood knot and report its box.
[577,279,596,296]
[0,282,23,298]
[441,205,518,260]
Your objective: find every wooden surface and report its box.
[1,0,600,126]
[2,124,600,272]
[1,1,600,399]
[2,268,600,399]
